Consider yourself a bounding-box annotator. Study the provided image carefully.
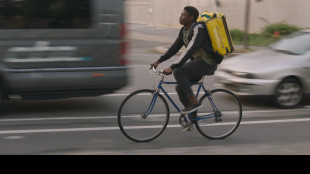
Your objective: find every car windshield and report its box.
[269,31,310,55]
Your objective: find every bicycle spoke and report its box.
[118,89,170,142]
[195,89,242,139]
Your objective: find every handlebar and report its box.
[149,66,165,76]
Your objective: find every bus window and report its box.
[0,0,91,29]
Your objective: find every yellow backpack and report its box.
[197,11,234,56]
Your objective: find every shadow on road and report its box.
[0,96,123,118]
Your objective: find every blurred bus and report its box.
[0,0,128,101]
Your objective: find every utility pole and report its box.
[244,0,251,50]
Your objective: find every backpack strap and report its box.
[187,22,199,44]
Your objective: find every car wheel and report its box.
[274,78,303,108]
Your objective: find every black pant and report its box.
[173,59,217,107]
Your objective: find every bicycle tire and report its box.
[117,89,170,142]
[195,89,242,139]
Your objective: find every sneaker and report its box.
[181,122,194,132]
[180,103,203,114]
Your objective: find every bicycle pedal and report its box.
[181,123,194,132]
[181,127,191,132]
[186,127,194,132]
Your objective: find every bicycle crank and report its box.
[179,115,188,127]
[179,115,194,132]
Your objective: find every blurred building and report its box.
[125,0,310,33]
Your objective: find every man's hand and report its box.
[163,67,173,75]
[150,61,160,69]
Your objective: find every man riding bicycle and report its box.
[151,6,221,115]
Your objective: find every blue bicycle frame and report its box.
[143,77,221,122]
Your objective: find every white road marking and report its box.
[0,116,116,122]
[1,117,310,135]
[105,92,178,97]
[4,136,25,140]
[0,108,309,122]
[105,91,206,97]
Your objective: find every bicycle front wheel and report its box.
[195,89,242,139]
[117,89,170,142]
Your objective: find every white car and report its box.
[214,29,310,108]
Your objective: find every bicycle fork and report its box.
[204,90,223,122]
[141,90,159,119]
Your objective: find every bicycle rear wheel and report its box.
[195,89,242,139]
[117,89,170,142]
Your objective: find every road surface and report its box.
[0,24,310,155]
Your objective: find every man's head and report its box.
[179,6,199,26]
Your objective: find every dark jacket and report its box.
[157,22,223,69]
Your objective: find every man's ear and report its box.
[190,16,194,22]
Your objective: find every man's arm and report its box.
[170,24,205,69]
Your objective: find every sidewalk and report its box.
[127,23,178,42]
[126,23,265,55]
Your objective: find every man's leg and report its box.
[175,76,202,107]
[175,84,189,107]
[173,59,217,114]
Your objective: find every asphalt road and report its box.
[1,24,310,155]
